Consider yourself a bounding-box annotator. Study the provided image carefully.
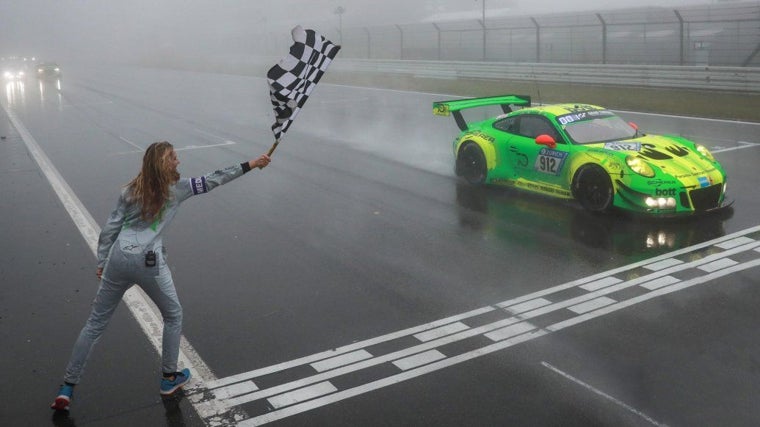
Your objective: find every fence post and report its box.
[596,13,607,64]
[432,23,441,60]
[364,27,371,59]
[396,24,404,60]
[531,17,540,62]
[674,9,685,65]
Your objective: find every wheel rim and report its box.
[458,144,486,184]
[577,167,612,212]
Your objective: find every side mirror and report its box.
[535,134,556,149]
[628,122,639,131]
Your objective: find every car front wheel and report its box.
[456,142,487,185]
[573,165,613,212]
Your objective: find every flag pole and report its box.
[267,139,280,156]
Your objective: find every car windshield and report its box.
[559,111,637,144]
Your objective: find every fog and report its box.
[0,0,733,64]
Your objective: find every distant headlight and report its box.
[696,144,715,161]
[626,156,655,178]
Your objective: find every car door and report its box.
[507,114,570,191]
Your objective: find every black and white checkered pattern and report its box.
[268,26,340,140]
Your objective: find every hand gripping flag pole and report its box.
[267,25,340,156]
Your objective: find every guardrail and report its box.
[331,59,760,93]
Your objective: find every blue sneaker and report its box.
[160,368,191,395]
[51,384,74,411]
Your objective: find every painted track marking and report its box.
[542,362,668,426]
[207,228,760,425]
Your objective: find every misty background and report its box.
[0,0,742,65]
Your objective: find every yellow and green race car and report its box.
[434,95,729,215]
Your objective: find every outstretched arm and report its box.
[176,153,273,203]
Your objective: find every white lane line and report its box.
[715,236,756,249]
[502,298,552,314]
[698,257,738,272]
[268,382,338,409]
[568,297,617,314]
[227,237,760,424]
[311,350,373,372]
[643,258,684,271]
[392,350,446,370]
[214,381,259,400]
[713,141,759,153]
[414,322,469,342]
[541,362,668,427]
[205,305,496,389]
[580,276,623,292]
[0,102,231,421]
[484,321,537,342]
[240,330,548,426]
[547,258,760,332]
[640,275,681,291]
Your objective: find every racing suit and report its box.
[63,162,253,384]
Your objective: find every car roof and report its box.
[513,103,607,117]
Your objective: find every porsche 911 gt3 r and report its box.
[433,95,730,215]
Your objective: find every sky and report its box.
[0,0,739,63]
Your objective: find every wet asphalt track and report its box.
[1,65,760,427]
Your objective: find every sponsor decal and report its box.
[604,142,641,152]
[647,179,677,186]
[665,145,689,157]
[655,188,677,197]
[698,176,710,188]
[534,148,568,176]
[190,176,208,195]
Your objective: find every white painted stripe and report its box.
[580,276,623,291]
[393,350,446,371]
[222,237,760,408]
[568,297,616,314]
[547,258,760,332]
[0,102,229,420]
[311,350,373,372]
[240,330,548,426]
[206,306,495,389]
[501,298,552,314]
[542,362,666,426]
[414,322,469,342]
[242,256,760,424]
[484,322,537,342]
[214,381,259,400]
[267,382,338,409]
[643,258,684,271]
[698,257,738,272]
[715,236,755,249]
[494,226,760,312]
[712,141,760,153]
[640,275,681,290]
[221,315,525,407]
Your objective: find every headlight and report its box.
[626,156,655,177]
[696,145,715,161]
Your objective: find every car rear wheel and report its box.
[573,165,613,212]
[456,142,487,185]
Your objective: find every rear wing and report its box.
[433,94,531,131]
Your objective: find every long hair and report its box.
[126,141,180,221]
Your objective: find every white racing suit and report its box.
[63,162,252,384]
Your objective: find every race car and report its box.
[434,95,729,215]
[36,62,61,79]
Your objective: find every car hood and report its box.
[586,134,720,178]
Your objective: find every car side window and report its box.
[493,116,518,133]
[517,115,563,143]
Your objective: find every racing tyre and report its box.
[456,142,487,185]
[573,165,613,212]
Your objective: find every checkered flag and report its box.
[267,25,340,150]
